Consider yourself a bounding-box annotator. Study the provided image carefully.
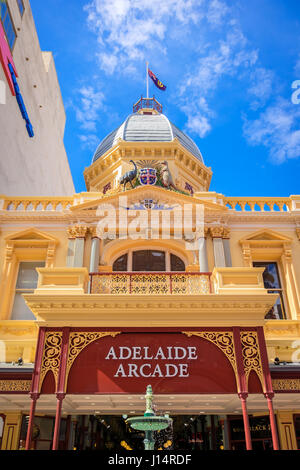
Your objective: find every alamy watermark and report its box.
[95,196,205,250]
[291,80,300,104]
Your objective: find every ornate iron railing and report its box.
[133,96,162,114]
[90,272,212,295]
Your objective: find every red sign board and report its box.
[65,333,238,394]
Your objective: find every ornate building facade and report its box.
[0,96,300,451]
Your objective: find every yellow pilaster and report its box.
[277,411,298,450]
[1,412,22,450]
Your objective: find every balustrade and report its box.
[90,272,212,295]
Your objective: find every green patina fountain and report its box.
[126,385,173,450]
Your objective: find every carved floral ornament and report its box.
[0,380,32,392]
[240,331,264,391]
[39,332,63,392]
[67,225,89,239]
[64,332,121,391]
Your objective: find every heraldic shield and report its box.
[138,168,157,186]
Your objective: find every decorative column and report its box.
[25,328,46,450]
[52,393,65,450]
[52,328,70,450]
[210,227,226,268]
[25,393,39,450]
[89,228,100,273]
[222,228,232,267]
[89,227,100,293]
[233,328,252,451]
[67,225,88,268]
[238,392,252,450]
[197,228,209,272]
[257,327,280,450]
[265,393,279,450]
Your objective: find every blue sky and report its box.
[30,0,300,196]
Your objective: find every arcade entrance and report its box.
[72,414,225,451]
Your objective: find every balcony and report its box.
[90,272,212,295]
[22,267,278,327]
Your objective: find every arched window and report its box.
[112,251,185,272]
[112,254,128,271]
[132,250,165,271]
[170,254,185,271]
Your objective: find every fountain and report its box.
[126,385,173,450]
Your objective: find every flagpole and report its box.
[146,61,149,99]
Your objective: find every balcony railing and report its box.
[133,96,163,114]
[90,272,212,295]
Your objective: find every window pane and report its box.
[253,262,281,288]
[113,254,128,271]
[150,251,165,271]
[16,262,45,289]
[171,254,185,271]
[11,261,45,320]
[11,292,36,320]
[132,250,166,271]
[1,3,16,49]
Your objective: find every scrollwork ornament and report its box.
[240,331,264,390]
[39,332,63,392]
[183,331,238,386]
[65,331,121,391]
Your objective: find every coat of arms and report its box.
[138,167,157,186]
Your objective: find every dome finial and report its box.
[133,96,162,114]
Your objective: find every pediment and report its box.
[70,186,227,213]
[5,228,58,243]
[240,229,292,244]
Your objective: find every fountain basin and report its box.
[126,415,172,432]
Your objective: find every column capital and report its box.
[222,227,231,239]
[56,392,66,401]
[195,226,209,239]
[89,226,100,239]
[67,225,88,239]
[238,392,248,400]
[209,226,230,239]
[29,392,40,401]
[264,392,274,400]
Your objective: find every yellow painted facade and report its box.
[0,103,300,450]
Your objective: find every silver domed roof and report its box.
[92,113,204,163]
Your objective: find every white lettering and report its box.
[165,364,178,377]
[128,363,139,377]
[114,363,126,377]
[144,346,153,360]
[140,364,151,377]
[105,346,117,360]
[154,347,166,360]
[179,364,189,377]
[119,347,132,360]
[174,347,186,360]
[152,364,163,377]
[132,347,142,360]
[187,347,197,360]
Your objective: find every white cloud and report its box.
[243,98,300,163]
[84,0,203,73]
[75,85,105,131]
[178,25,258,138]
[295,54,300,75]
[207,0,229,26]
[247,68,275,109]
